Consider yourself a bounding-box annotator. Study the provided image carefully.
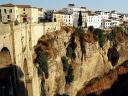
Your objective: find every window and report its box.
[4,9,6,13]
[54,18,56,22]
[0,9,1,13]
[7,15,10,19]
[9,9,12,13]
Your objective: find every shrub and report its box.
[34,47,49,78]
[88,26,94,33]
[66,33,77,60]
[61,57,74,84]
[124,27,128,37]
[93,28,105,48]
[75,27,84,37]
[61,56,69,72]
[65,75,74,84]
[65,65,74,84]
[107,46,119,66]
[98,35,105,48]
[66,46,73,58]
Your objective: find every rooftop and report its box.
[0,3,37,8]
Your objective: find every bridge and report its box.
[0,22,60,96]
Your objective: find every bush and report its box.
[75,27,84,37]
[34,47,49,78]
[124,27,128,37]
[61,57,74,84]
[107,46,119,66]
[65,65,74,84]
[61,56,70,72]
[88,26,94,33]
[66,33,77,60]
[66,46,73,57]
[66,75,74,84]
[93,28,105,48]
[99,35,105,48]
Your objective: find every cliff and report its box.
[34,27,128,96]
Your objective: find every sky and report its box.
[0,0,128,13]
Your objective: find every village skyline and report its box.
[0,0,128,13]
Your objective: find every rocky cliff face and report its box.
[34,28,128,96]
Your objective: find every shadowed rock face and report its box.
[76,60,128,96]
[99,73,128,96]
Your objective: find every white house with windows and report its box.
[109,10,119,19]
[87,11,111,28]
[95,11,109,20]
[63,13,73,26]
[87,10,121,29]
[61,4,88,27]
[101,19,120,29]
[87,15,101,28]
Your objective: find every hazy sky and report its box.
[0,0,127,13]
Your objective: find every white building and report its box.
[119,14,128,22]
[101,19,120,29]
[109,10,119,19]
[63,13,73,26]
[62,4,88,27]
[87,10,121,29]
[87,15,102,28]
[87,11,110,28]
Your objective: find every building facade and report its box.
[0,3,39,23]
[61,4,88,27]
[101,19,120,29]
[87,11,120,29]
[63,13,73,26]
[52,12,64,25]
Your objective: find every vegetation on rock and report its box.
[34,47,49,79]
[61,56,70,72]
[66,33,77,60]
[93,28,105,48]
[107,45,119,66]
[65,65,74,84]
[88,26,94,33]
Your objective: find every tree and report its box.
[93,28,105,48]
[75,27,84,37]
[107,45,119,66]
[78,11,82,27]
[88,26,94,33]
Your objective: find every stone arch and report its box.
[0,47,12,66]
[23,59,33,96]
